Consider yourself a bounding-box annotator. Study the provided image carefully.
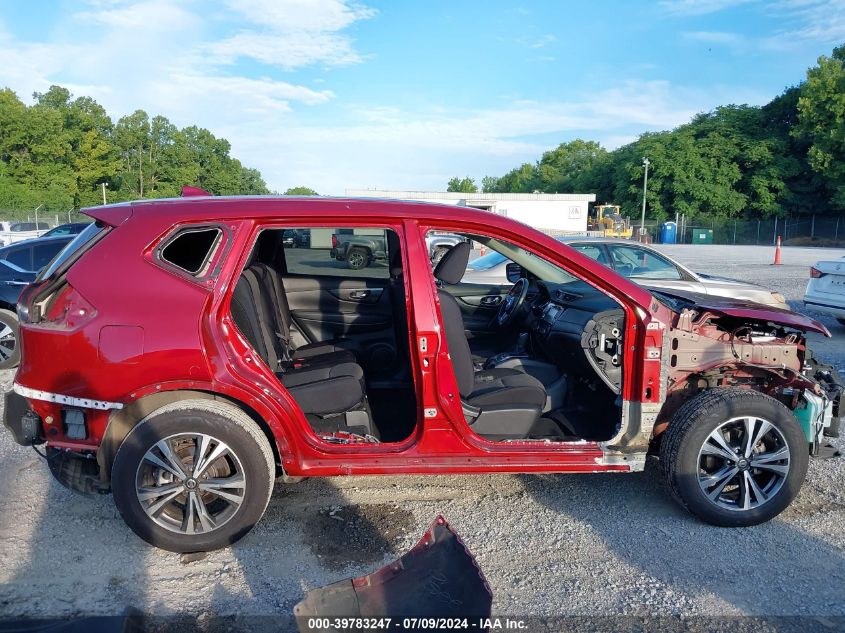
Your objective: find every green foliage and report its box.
[0,84,269,215]
[446,176,478,193]
[483,43,845,221]
[284,186,319,195]
[795,45,845,209]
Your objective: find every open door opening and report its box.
[230,225,418,445]
[427,230,626,444]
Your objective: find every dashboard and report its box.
[530,280,625,393]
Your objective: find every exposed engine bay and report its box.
[655,293,843,452]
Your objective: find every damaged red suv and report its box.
[4,195,841,552]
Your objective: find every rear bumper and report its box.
[804,298,845,319]
[2,390,43,446]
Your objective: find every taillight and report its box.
[810,267,825,278]
[41,283,97,329]
[331,234,338,248]
[17,280,48,324]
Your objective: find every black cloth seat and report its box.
[467,368,547,408]
[250,263,355,366]
[231,267,375,437]
[280,362,365,416]
[433,243,547,436]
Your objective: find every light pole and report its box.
[101,182,109,205]
[640,157,650,240]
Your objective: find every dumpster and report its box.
[660,222,677,244]
[691,228,713,244]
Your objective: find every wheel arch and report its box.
[98,389,284,482]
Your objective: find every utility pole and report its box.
[640,157,650,241]
[101,182,108,205]
[34,204,43,231]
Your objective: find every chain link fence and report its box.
[0,208,90,227]
[639,215,845,246]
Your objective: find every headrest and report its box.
[433,241,470,285]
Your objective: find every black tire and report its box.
[660,388,808,527]
[346,247,369,270]
[111,400,275,552]
[0,308,20,370]
[431,247,449,266]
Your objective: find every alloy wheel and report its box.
[135,433,246,535]
[348,250,366,268]
[697,416,790,511]
[0,322,16,362]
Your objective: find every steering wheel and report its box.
[496,278,529,328]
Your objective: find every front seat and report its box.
[433,242,546,440]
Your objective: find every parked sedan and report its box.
[42,222,91,238]
[0,234,74,369]
[804,256,845,324]
[463,237,789,309]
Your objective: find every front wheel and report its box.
[111,400,276,552]
[0,308,20,370]
[660,388,808,527]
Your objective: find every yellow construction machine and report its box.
[588,204,633,238]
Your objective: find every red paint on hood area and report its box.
[698,301,831,337]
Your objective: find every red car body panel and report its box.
[14,196,760,477]
[689,301,830,337]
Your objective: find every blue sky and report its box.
[0,0,843,193]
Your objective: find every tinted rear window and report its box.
[38,222,106,281]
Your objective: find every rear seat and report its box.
[230,266,378,439]
[250,263,355,367]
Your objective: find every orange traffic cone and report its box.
[772,235,782,265]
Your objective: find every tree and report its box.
[796,45,845,209]
[284,186,319,195]
[446,176,477,193]
[536,140,608,193]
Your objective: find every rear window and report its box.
[38,222,106,281]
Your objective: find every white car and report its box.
[0,221,49,247]
[804,257,845,324]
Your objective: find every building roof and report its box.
[344,189,596,202]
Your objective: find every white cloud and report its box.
[209,0,376,69]
[659,0,758,15]
[222,80,768,193]
[682,30,744,44]
[769,0,845,45]
[530,34,557,49]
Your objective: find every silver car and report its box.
[463,237,789,309]
[804,256,845,324]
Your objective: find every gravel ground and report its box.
[1,244,845,621]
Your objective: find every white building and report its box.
[344,189,595,234]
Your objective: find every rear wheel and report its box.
[0,308,20,370]
[346,247,369,270]
[660,388,808,527]
[111,400,275,552]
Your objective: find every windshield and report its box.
[468,235,578,284]
[38,221,106,280]
[466,251,508,270]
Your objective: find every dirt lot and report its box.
[1,244,844,620]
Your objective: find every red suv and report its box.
[3,195,840,552]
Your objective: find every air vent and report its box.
[555,290,581,302]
